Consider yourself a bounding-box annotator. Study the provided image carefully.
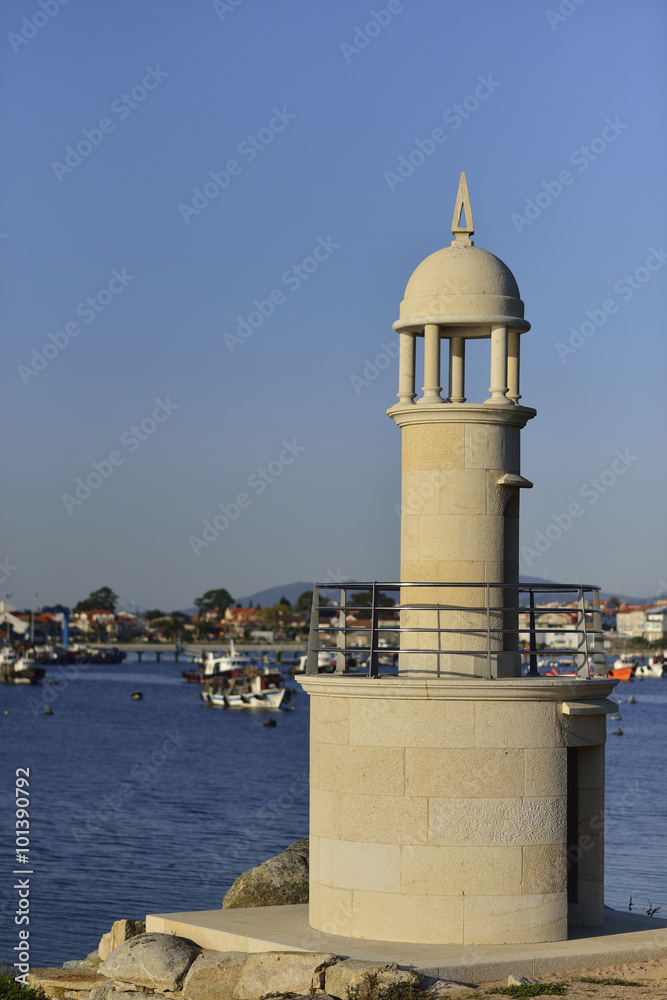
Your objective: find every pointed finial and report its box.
[451,171,474,245]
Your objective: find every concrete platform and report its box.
[146,904,667,984]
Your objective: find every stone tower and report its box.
[301,174,616,946]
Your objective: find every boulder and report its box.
[62,950,103,970]
[223,838,309,909]
[234,951,339,998]
[325,960,412,999]
[181,951,247,1000]
[99,919,146,961]
[98,932,201,991]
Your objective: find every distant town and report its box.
[0,584,665,652]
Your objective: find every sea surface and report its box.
[0,656,665,966]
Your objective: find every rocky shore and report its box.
[23,842,667,1000]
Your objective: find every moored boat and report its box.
[182,641,250,683]
[201,664,291,709]
[607,653,637,682]
[0,647,46,684]
[635,654,665,678]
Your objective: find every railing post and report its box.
[528,589,538,676]
[485,582,493,679]
[337,587,346,673]
[575,585,588,679]
[306,586,320,674]
[592,588,606,677]
[369,582,379,677]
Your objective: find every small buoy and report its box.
[131,691,143,700]
[610,713,622,721]
[4,709,8,715]
[613,727,623,735]
[627,695,636,704]
[263,718,277,727]
[44,705,53,715]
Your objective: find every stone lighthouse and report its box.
[301,173,616,947]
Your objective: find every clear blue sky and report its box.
[2,0,665,612]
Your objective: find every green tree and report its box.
[350,589,395,608]
[609,596,621,608]
[295,590,313,613]
[278,595,292,608]
[74,587,119,612]
[145,609,165,620]
[194,588,234,617]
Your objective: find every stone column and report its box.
[448,337,466,403]
[507,330,521,404]
[397,332,417,404]
[486,324,509,404]
[419,324,443,403]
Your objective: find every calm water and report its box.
[0,659,665,966]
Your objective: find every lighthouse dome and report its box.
[394,174,530,336]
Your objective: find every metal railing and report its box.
[306,581,607,680]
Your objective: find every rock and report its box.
[63,951,102,971]
[182,951,247,1000]
[98,932,201,991]
[325,960,412,999]
[234,951,339,998]
[99,920,147,961]
[507,975,539,985]
[223,838,309,908]
[89,987,141,1000]
[28,968,108,998]
[422,979,477,996]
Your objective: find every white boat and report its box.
[635,655,665,678]
[182,641,251,682]
[201,665,289,709]
[0,647,45,684]
[294,651,336,673]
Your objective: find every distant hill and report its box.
[228,576,651,610]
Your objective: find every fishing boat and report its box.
[182,641,250,683]
[607,653,637,682]
[635,654,665,679]
[201,664,291,709]
[0,648,46,685]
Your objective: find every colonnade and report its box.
[397,326,522,406]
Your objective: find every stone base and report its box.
[146,905,667,984]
